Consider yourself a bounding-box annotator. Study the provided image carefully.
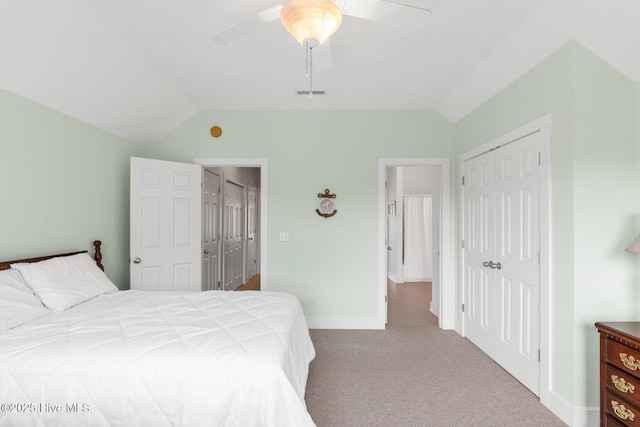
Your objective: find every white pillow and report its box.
[0,268,51,331]
[11,252,119,312]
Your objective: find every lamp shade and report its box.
[626,234,640,254]
[280,0,343,45]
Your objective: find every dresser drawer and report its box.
[608,413,632,427]
[605,391,640,426]
[607,364,640,405]
[607,340,640,379]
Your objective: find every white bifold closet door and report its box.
[403,194,432,281]
[463,131,540,395]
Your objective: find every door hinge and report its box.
[462,176,465,185]
[538,152,541,165]
[461,303,465,313]
[538,349,541,362]
[461,240,465,249]
[385,295,387,303]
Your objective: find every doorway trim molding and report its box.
[378,158,453,330]
[457,113,552,408]
[194,157,268,290]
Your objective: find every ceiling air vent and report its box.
[296,90,326,97]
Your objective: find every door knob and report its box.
[483,260,501,270]
[204,250,209,255]
[387,246,392,251]
[132,257,142,264]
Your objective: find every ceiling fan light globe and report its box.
[280,0,343,45]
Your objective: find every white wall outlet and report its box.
[279,232,289,242]
[310,296,317,306]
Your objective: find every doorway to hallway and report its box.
[378,158,453,330]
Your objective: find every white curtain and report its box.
[403,195,432,280]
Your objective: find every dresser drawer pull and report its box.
[612,400,635,421]
[620,353,640,370]
[612,375,636,393]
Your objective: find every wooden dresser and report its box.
[596,322,640,426]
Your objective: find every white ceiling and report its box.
[1,0,639,145]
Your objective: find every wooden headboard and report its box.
[0,240,104,271]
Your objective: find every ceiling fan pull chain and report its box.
[305,41,310,77]
[308,43,314,98]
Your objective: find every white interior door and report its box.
[462,132,540,395]
[203,170,221,290]
[130,157,202,291]
[463,152,495,356]
[492,133,540,394]
[246,185,258,279]
[223,180,244,291]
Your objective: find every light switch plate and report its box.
[279,232,289,242]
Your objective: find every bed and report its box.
[0,242,316,427]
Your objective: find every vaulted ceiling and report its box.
[1,0,638,145]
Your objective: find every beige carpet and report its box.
[304,280,566,427]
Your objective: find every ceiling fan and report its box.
[210,0,431,46]
[210,0,431,96]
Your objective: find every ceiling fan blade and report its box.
[341,0,431,30]
[379,0,431,14]
[210,5,282,45]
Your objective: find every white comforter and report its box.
[0,290,316,427]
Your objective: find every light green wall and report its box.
[455,41,638,408]
[148,110,455,316]
[0,88,145,288]
[572,44,637,405]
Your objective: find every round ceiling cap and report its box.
[210,126,222,138]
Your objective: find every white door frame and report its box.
[194,158,268,291]
[378,158,453,330]
[246,185,258,280]
[202,169,221,291]
[458,114,552,407]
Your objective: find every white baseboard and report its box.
[430,301,439,318]
[576,407,599,427]
[387,272,397,283]
[306,314,457,331]
[439,316,456,330]
[306,316,384,330]
[429,303,456,330]
[548,391,599,427]
[404,277,432,282]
